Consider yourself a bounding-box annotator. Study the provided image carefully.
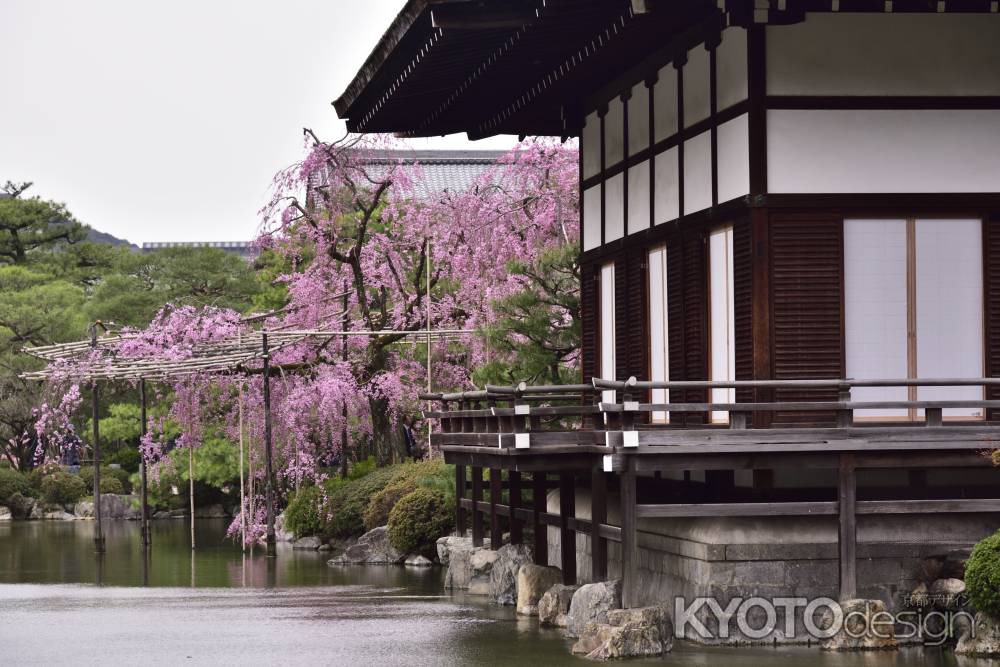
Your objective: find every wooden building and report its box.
[336,0,1000,640]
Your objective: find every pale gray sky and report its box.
[0,1,516,245]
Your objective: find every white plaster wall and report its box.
[768,109,1000,194]
[627,161,650,236]
[628,83,650,157]
[716,26,748,111]
[605,97,625,167]
[653,65,678,142]
[683,130,712,215]
[683,45,711,128]
[767,13,1000,96]
[582,111,601,179]
[605,173,625,243]
[653,147,679,225]
[582,185,601,251]
[716,113,749,204]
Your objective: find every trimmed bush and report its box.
[79,466,132,494]
[966,530,1000,618]
[324,465,400,538]
[0,467,29,504]
[98,476,124,495]
[387,488,453,557]
[40,471,87,505]
[363,480,417,531]
[284,485,327,538]
[27,462,63,490]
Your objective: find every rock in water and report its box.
[607,606,674,652]
[6,493,34,520]
[820,599,898,651]
[572,620,664,661]
[292,535,323,550]
[957,613,1000,657]
[516,564,562,616]
[538,584,579,627]
[44,510,75,521]
[405,554,433,567]
[74,501,95,519]
[329,526,404,564]
[0,507,11,521]
[489,543,533,606]
[929,578,966,611]
[99,494,129,520]
[566,580,623,638]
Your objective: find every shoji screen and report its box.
[844,219,909,419]
[845,218,984,420]
[915,218,983,417]
[709,226,735,423]
[648,246,669,423]
[600,262,616,404]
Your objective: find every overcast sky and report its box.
[0,1,516,245]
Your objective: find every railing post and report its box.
[591,466,608,582]
[509,471,522,544]
[559,473,577,585]
[532,472,548,566]
[837,382,853,428]
[455,464,467,537]
[471,466,484,547]
[838,452,857,601]
[925,407,943,427]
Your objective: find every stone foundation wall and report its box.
[546,488,1000,643]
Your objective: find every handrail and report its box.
[593,376,1000,390]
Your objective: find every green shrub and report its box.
[79,466,132,494]
[40,471,87,505]
[0,467,29,504]
[106,447,141,473]
[387,488,453,557]
[324,465,400,538]
[27,462,63,490]
[284,485,327,538]
[966,530,1000,618]
[347,456,377,480]
[98,476,124,495]
[363,480,417,531]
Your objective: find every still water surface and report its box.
[0,520,993,666]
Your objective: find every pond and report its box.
[0,520,992,666]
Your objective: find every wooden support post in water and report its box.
[509,471,522,545]
[139,379,150,549]
[559,473,576,585]
[490,468,502,547]
[621,463,638,608]
[591,466,608,582]
[839,452,857,601]
[533,472,548,565]
[455,464,467,536]
[90,323,105,554]
[263,332,277,558]
[471,466,484,547]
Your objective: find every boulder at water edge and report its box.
[566,580,623,638]
[928,578,966,611]
[293,535,323,550]
[74,500,94,519]
[516,564,562,616]
[539,584,579,627]
[957,613,1000,657]
[0,507,11,521]
[443,539,496,593]
[572,619,664,661]
[820,599,898,651]
[405,554,433,567]
[607,606,674,652]
[489,543,533,606]
[194,503,228,519]
[329,526,405,564]
[274,512,293,542]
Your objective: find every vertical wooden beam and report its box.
[533,472,548,565]
[455,464,467,537]
[262,332,277,557]
[591,467,608,582]
[839,452,857,601]
[559,473,577,585]
[471,466,484,547]
[490,468,503,548]
[139,378,150,550]
[509,471,522,545]
[621,463,638,608]
[90,323,105,554]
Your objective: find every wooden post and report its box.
[839,452,857,601]
[340,283,349,478]
[471,466,484,547]
[533,472,548,565]
[262,333,277,558]
[140,379,150,550]
[621,463,638,608]
[455,464,467,536]
[509,471,522,544]
[591,467,608,582]
[559,473,576,585]
[90,323,105,554]
[490,468,503,547]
